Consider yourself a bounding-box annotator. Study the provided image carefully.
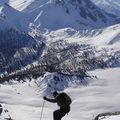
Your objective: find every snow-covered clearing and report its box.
[0,68,120,120]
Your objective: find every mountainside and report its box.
[95,112,120,120]
[26,0,119,30]
[9,0,34,11]
[0,2,30,31]
[41,23,120,73]
[92,0,120,16]
[9,0,119,30]
[0,29,45,73]
[1,23,119,81]
[0,0,119,76]
[0,0,119,75]
[0,2,45,73]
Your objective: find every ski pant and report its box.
[53,106,70,120]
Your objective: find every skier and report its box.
[43,91,72,120]
[0,104,3,115]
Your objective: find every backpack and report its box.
[61,92,72,106]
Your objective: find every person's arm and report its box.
[43,96,57,103]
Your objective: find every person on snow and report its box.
[43,91,72,120]
[0,104,3,115]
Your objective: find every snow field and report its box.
[0,68,120,120]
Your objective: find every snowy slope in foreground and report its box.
[0,68,120,120]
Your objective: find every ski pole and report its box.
[40,100,45,120]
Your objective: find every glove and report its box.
[43,96,47,100]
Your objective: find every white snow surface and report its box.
[44,23,120,51]
[9,0,34,11]
[99,115,120,120]
[7,0,118,30]
[92,0,120,16]
[0,68,120,120]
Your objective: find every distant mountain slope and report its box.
[92,0,120,16]
[27,0,119,30]
[9,0,119,30]
[42,23,120,72]
[0,2,29,31]
[0,29,45,73]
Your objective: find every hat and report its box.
[53,91,58,96]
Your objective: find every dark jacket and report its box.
[0,104,3,115]
[45,93,71,108]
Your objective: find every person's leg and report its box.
[53,109,61,120]
[53,109,67,120]
[53,107,70,120]
[59,107,70,119]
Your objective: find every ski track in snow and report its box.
[0,68,120,120]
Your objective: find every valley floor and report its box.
[0,68,120,120]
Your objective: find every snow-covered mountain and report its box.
[92,0,120,16]
[0,1,45,73]
[42,23,120,71]
[0,1,120,120]
[0,0,119,31]
[0,29,45,73]
[9,0,34,11]
[0,2,29,31]
[0,0,119,74]
[9,0,119,30]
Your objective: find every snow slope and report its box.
[9,0,119,30]
[44,23,120,52]
[28,0,119,30]
[92,0,120,16]
[0,68,120,120]
[0,2,29,31]
[9,0,34,11]
[1,0,120,31]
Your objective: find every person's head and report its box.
[52,91,58,97]
[0,104,2,107]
